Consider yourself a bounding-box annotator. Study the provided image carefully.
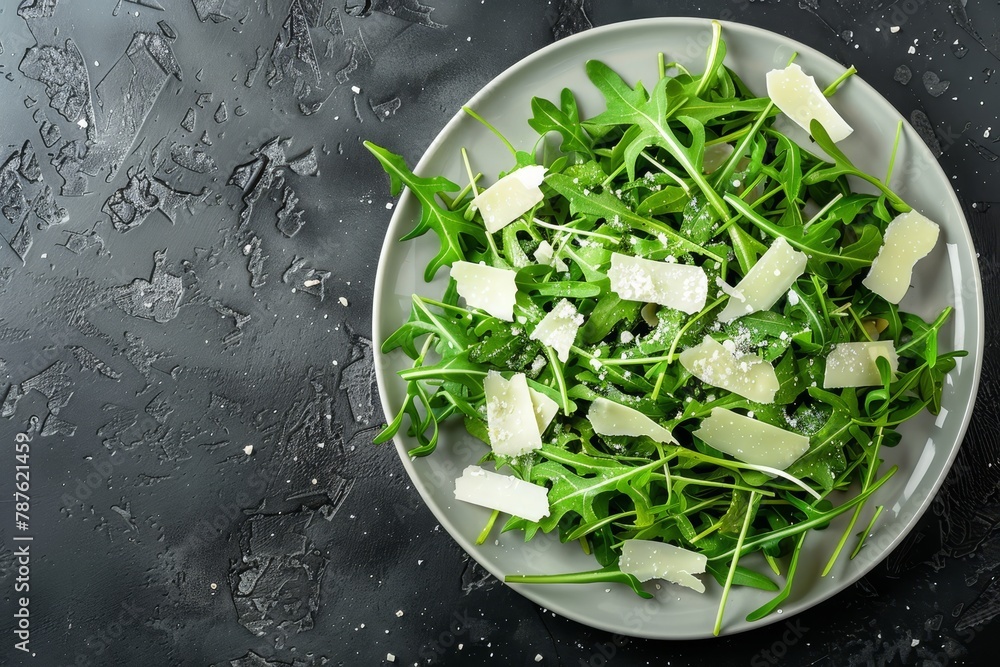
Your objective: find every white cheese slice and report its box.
[527,387,559,434]
[450,261,518,321]
[862,210,940,304]
[529,298,583,363]
[533,240,554,265]
[702,143,735,174]
[717,237,807,322]
[766,63,853,143]
[608,253,708,315]
[679,336,779,404]
[454,465,550,522]
[474,165,547,233]
[823,340,899,388]
[619,539,707,593]
[484,371,542,457]
[587,397,676,444]
[694,407,810,470]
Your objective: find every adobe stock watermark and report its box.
[66,599,145,667]
[873,0,933,34]
[578,594,663,666]
[749,618,810,666]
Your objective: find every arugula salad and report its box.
[366,21,963,634]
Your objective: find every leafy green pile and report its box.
[366,22,963,634]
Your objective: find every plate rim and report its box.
[370,16,985,639]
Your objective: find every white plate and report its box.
[371,18,983,638]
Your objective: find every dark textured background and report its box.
[0,1,998,665]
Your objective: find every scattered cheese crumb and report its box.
[338,296,349,306]
[243,445,253,455]
[386,653,395,662]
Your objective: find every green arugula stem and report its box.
[885,121,904,185]
[695,21,724,98]
[640,151,691,192]
[823,65,857,97]
[851,505,884,559]
[462,106,516,155]
[506,566,653,600]
[532,217,621,243]
[667,447,821,500]
[820,427,885,577]
[714,491,760,636]
[709,465,897,562]
[476,509,501,545]
[896,307,952,354]
[544,345,572,415]
[746,532,807,621]
[712,101,775,191]
[802,192,843,230]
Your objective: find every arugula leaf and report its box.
[366,142,487,280]
[529,88,595,157]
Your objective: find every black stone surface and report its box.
[0,1,998,665]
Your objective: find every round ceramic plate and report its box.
[371,18,983,638]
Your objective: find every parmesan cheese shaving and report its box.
[473,165,547,233]
[694,408,810,470]
[484,371,542,456]
[450,261,518,321]
[679,336,780,404]
[717,237,807,322]
[529,298,584,363]
[702,143,735,174]
[533,240,554,266]
[862,210,940,304]
[527,387,559,434]
[454,465,550,522]
[588,397,676,444]
[619,539,707,593]
[608,252,708,315]
[766,63,853,143]
[823,340,899,388]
